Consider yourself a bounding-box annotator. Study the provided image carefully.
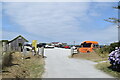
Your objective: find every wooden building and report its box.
[1,40,9,52]
[9,35,28,52]
[1,35,28,52]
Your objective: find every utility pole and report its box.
[73,41,75,46]
[118,26,120,42]
[118,1,120,42]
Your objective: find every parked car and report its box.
[45,45,54,48]
[64,46,70,49]
[24,44,32,51]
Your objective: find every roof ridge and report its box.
[9,35,28,42]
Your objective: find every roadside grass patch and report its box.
[2,52,13,68]
[72,52,108,62]
[96,62,120,78]
[72,49,120,78]
[2,52,45,78]
[24,55,44,78]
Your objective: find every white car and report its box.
[24,46,32,51]
[45,45,54,48]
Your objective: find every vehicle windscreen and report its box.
[81,43,92,47]
[93,44,99,48]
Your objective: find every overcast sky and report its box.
[1,2,119,45]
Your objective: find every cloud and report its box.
[62,25,118,45]
[3,3,90,38]
[91,0,119,2]
[1,31,20,40]
[2,0,119,2]
[1,25,118,45]
[88,25,118,44]
[3,2,118,45]
[1,30,37,43]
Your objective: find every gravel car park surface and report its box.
[42,48,113,78]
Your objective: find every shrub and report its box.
[94,41,120,58]
[2,52,13,68]
[109,41,120,52]
[96,41,120,53]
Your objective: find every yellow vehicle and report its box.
[78,41,99,53]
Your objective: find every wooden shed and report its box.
[1,40,9,52]
[9,35,28,52]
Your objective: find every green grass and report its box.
[96,62,120,78]
[94,49,109,58]
[24,56,44,78]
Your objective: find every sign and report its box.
[32,40,37,51]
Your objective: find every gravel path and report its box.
[42,48,113,78]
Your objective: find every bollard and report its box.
[71,46,78,57]
[41,46,45,58]
[32,47,36,56]
[23,46,27,59]
[71,48,74,57]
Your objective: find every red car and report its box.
[64,46,70,49]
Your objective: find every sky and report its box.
[1,2,119,45]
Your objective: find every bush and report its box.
[94,41,120,58]
[109,41,120,52]
[95,48,109,58]
[2,52,13,68]
[96,41,120,53]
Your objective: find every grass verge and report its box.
[2,52,44,78]
[71,52,108,62]
[2,52,13,68]
[96,62,120,78]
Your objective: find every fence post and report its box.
[71,47,74,57]
[41,46,44,58]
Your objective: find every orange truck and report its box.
[78,41,99,53]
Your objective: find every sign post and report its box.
[32,40,37,54]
